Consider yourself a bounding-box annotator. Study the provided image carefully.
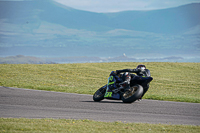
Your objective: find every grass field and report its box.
[0,118,199,133]
[0,62,199,103]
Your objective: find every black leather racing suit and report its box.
[116,69,153,98]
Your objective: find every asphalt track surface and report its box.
[0,86,200,125]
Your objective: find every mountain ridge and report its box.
[1,1,200,33]
[0,0,199,60]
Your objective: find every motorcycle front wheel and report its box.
[93,85,107,102]
[122,84,143,103]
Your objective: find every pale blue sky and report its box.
[54,0,200,12]
[1,0,200,12]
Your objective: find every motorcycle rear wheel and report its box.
[93,85,106,102]
[122,85,143,103]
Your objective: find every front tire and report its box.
[122,85,143,103]
[93,85,107,102]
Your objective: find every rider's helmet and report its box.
[136,64,146,72]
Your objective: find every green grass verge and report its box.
[0,118,199,133]
[0,62,199,103]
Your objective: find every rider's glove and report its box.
[135,68,141,72]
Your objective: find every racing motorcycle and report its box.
[93,72,153,103]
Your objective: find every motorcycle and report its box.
[93,72,153,103]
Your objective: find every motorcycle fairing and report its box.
[104,89,121,100]
[104,76,121,100]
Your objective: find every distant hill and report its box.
[0,0,199,60]
[1,1,199,33]
[2,54,196,64]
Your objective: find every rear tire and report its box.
[93,85,107,102]
[122,85,143,103]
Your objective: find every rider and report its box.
[109,64,153,100]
